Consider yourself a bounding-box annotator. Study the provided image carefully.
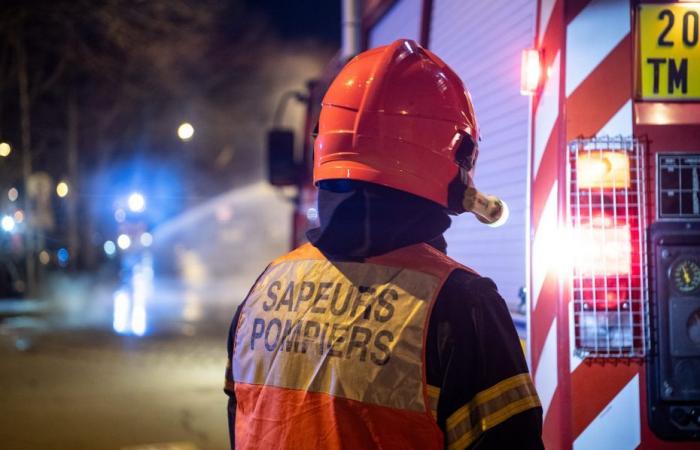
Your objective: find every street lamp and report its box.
[177,122,194,141]
[39,250,50,265]
[56,181,69,198]
[7,187,18,202]
[0,142,11,157]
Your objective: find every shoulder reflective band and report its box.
[232,258,441,413]
[427,384,441,420]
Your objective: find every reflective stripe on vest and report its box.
[232,243,467,450]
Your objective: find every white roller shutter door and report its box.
[368,0,422,47]
[431,0,535,307]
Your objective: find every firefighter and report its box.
[224,39,543,450]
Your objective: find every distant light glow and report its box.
[56,181,69,198]
[177,122,195,141]
[520,49,541,96]
[117,234,131,250]
[131,303,147,336]
[112,259,153,337]
[0,142,11,157]
[306,207,319,222]
[113,290,131,334]
[183,290,203,322]
[39,250,50,265]
[130,261,153,337]
[13,210,24,223]
[128,192,146,213]
[8,187,18,202]
[104,240,116,256]
[216,206,233,223]
[114,208,126,223]
[178,248,209,286]
[57,248,69,266]
[1,215,15,232]
[140,232,153,247]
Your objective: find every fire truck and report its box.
[267,0,700,448]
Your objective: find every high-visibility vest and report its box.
[231,242,470,450]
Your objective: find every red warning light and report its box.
[580,278,630,310]
[570,221,632,276]
[569,139,647,357]
[520,49,541,96]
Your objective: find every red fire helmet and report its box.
[313,39,479,210]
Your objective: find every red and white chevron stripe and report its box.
[529,0,639,448]
[530,1,700,449]
[564,2,640,448]
[529,0,567,448]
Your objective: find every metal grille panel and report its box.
[568,137,648,358]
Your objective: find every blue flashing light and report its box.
[57,248,69,266]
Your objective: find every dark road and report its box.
[1,329,229,450]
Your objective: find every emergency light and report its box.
[575,151,631,189]
[520,49,541,96]
[570,222,632,276]
[568,137,648,358]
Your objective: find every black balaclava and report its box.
[306,180,452,260]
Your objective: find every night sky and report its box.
[247,0,341,42]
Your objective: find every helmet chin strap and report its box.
[459,169,509,227]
